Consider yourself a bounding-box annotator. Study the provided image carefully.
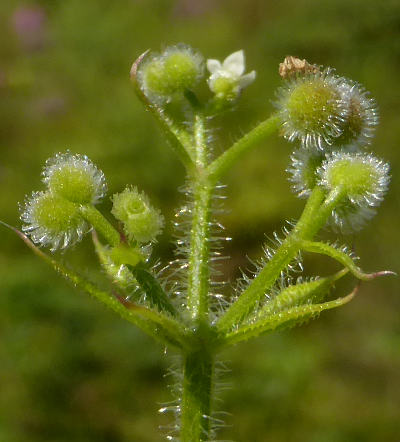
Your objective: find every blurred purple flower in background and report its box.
[33,95,67,117]
[12,5,47,51]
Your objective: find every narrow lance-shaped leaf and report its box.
[257,268,348,319]
[299,240,395,280]
[128,262,180,318]
[1,221,188,351]
[222,286,357,347]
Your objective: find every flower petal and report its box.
[207,59,222,74]
[239,70,256,88]
[223,50,245,76]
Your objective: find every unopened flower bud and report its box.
[43,152,107,205]
[20,191,88,251]
[111,187,164,243]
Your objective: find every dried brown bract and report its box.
[279,56,319,79]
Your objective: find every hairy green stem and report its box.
[181,350,214,442]
[80,205,120,247]
[217,186,344,332]
[207,114,281,183]
[180,113,215,441]
[187,114,213,323]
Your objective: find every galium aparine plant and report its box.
[2,47,394,441]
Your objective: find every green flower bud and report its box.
[111,187,164,243]
[138,44,204,102]
[20,191,88,251]
[43,152,107,205]
[275,68,349,149]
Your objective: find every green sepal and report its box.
[2,221,188,350]
[257,269,348,319]
[299,240,395,280]
[110,243,144,267]
[92,232,137,291]
[222,287,357,347]
[130,51,196,174]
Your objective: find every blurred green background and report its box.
[0,0,399,441]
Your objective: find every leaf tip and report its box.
[130,49,150,81]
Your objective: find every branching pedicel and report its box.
[4,47,394,441]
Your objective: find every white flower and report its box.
[207,50,256,100]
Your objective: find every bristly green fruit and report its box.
[138,44,204,101]
[319,151,389,205]
[275,68,349,149]
[20,191,87,251]
[43,152,107,205]
[287,147,326,198]
[332,80,378,148]
[163,50,200,91]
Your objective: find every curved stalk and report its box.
[207,114,281,183]
[80,205,121,247]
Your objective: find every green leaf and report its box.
[222,286,357,347]
[2,221,188,350]
[299,240,395,280]
[257,269,348,319]
[128,262,180,318]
